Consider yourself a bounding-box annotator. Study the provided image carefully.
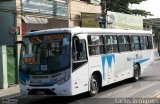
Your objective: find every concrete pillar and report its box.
[0,45,8,89]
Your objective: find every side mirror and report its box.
[73,36,83,53]
[76,42,83,52]
[14,41,25,47]
[14,41,26,57]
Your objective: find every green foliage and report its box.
[129,0,147,4]
[105,0,152,16]
[131,9,153,16]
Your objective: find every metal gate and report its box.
[7,46,16,85]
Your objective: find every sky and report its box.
[131,0,160,18]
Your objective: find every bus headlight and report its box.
[57,78,65,85]
[57,76,69,85]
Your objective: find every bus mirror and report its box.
[77,43,83,52]
[73,36,83,53]
[14,41,26,57]
[14,41,26,50]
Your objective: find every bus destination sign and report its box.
[30,34,64,42]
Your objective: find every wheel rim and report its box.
[90,76,98,95]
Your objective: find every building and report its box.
[0,0,101,91]
[69,0,101,27]
[0,0,21,89]
[21,0,68,37]
[21,0,101,36]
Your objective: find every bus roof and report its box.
[26,27,152,37]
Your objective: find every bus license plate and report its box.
[36,91,45,95]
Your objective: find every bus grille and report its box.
[28,89,56,95]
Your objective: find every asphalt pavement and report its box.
[1,61,160,104]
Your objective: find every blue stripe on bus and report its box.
[134,58,149,65]
[101,54,115,80]
[102,55,106,80]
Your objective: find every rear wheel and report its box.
[133,64,140,82]
[89,74,100,96]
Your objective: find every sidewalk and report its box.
[0,84,20,98]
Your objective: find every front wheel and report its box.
[132,64,140,82]
[89,74,99,96]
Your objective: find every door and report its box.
[72,36,89,95]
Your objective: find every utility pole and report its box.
[100,0,108,28]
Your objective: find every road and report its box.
[2,61,160,104]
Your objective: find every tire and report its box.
[132,64,140,82]
[89,74,100,96]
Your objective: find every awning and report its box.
[22,16,48,24]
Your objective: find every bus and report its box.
[16,27,158,96]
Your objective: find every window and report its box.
[140,36,147,50]
[88,35,104,55]
[144,36,149,49]
[130,36,140,51]
[118,35,131,52]
[72,37,88,71]
[104,35,118,53]
[124,36,131,51]
[140,36,152,50]
[73,39,87,61]
[118,36,125,52]
[148,36,153,49]
[78,39,87,60]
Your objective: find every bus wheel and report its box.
[89,74,99,96]
[133,64,140,82]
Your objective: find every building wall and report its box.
[26,23,48,33]
[69,0,101,27]
[0,1,16,45]
[48,18,68,28]
[16,0,22,41]
[0,0,17,88]
[24,19,68,35]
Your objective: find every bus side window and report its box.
[118,36,125,52]
[145,36,149,49]
[148,36,153,49]
[131,36,140,51]
[140,36,145,50]
[124,35,131,51]
[104,35,118,53]
[88,35,104,55]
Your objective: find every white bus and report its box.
[16,27,158,96]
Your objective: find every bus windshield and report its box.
[20,33,71,74]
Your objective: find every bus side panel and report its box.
[71,63,89,95]
[140,50,155,74]
[88,56,105,85]
[89,54,117,87]
[114,53,130,82]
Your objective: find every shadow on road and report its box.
[100,78,133,93]
[17,79,134,104]
[17,75,160,104]
[18,92,90,104]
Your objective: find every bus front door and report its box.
[72,37,89,95]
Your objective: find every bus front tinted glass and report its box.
[20,33,70,74]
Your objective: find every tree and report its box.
[104,0,153,16]
[130,9,153,17]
